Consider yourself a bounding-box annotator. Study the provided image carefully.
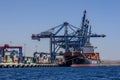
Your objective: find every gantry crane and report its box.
[0,44,23,63]
[31,10,106,63]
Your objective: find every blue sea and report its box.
[0,66,120,80]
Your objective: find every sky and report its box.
[0,0,120,60]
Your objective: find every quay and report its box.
[0,63,58,68]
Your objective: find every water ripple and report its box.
[0,66,120,80]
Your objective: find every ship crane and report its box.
[31,10,106,63]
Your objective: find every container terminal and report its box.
[0,10,107,68]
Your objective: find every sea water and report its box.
[0,66,120,80]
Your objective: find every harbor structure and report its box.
[31,10,106,66]
[0,10,106,67]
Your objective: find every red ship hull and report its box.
[62,52,101,67]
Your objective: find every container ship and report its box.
[62,46,101,67]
